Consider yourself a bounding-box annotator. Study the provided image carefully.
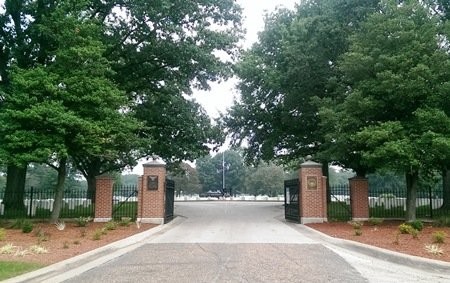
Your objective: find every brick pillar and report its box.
[299,158,327,224]
[94,176,114,222]
[349,177,369,221]
[137,161,166,224]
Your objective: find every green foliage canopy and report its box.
[223,0,378,165]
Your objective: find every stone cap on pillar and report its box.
[349,176,368,180]
[143,159,166,168]
[95,174,114,180]
[300,155,322,168]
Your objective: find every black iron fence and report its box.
[328,184,352,221]
[328,184,450,221]
[112,184,138,221]
[0,187,94,220]
[369,187,450,219]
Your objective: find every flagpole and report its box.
[222,151,225,194]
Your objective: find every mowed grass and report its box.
[0,261,43,280]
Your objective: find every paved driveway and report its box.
[65,202,365,282]
[11,202,450,283]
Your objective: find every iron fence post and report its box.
[429,185,433,219]
[29,186,34,218]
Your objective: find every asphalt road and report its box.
[54,202,450,283]
[64,202,366,283]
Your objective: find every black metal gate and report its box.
[112,184,138,220]
[284,179,300,222]
[164,179,175,223]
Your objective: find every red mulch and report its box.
[307,220,450,262]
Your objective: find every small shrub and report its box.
[0,228,6,241]
[92,229,102,240]
[119,217,132,227]
[399,223,412,234]
[349,221,363,230]
[398,223,415,234]
[425,244,443,256]
[104,221,117,231]
[54,220,66,231]
[101,227,108,235]
[29,245,48,254]
[14,247,29,257]
[9,219,26,229]
[0,243,16,254]
[410,228,419,239]
[35,228,50,244]
[432,231,447,244]
[62,241,70,249]
[368,218,384,226]
[22,221,33,233]
[76,216,92,227]
[354,229,362,236]
[409,220,424,231]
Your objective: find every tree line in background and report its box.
[223,0,450,220]
[1,152,442,201]
[0,0,243,221]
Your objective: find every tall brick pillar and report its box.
[349,177,369,221]
[299,157,327,224]
[94,176,114,222]
[137,161,166,224]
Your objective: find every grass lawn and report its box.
[0,261,43,281]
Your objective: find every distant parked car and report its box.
[199,190,224,199]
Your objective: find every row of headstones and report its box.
[0,199,92,216]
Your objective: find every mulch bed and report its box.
[307,220,450,262]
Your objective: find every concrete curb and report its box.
[298,223,450,273]
[4,216,185,283]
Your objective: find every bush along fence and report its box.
[0,187,94,220]
[328,184,450,221]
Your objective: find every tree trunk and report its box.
[50,158,67,223]
[86,175,97,203]
[442,167,450,210]
[405,170,419,222]
[3,164,27,213]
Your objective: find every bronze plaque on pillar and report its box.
[147,175,159,190]
[307,176,318,190]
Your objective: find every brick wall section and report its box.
[349,177,369,220]
[299,161,327,223]
[138,162,166,222]
[94,176,114,221]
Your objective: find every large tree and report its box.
[244,162,285,196]
[326,0,450,220]
[197,150,245,194]
[167,163,202,196]
[1,0,243,211]
[0,0,61,211]
[69,0,243,198]
[2,0,140,220]
[424,0,450,209]
[223,0,378,169]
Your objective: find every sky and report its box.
[193,0,299,119]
